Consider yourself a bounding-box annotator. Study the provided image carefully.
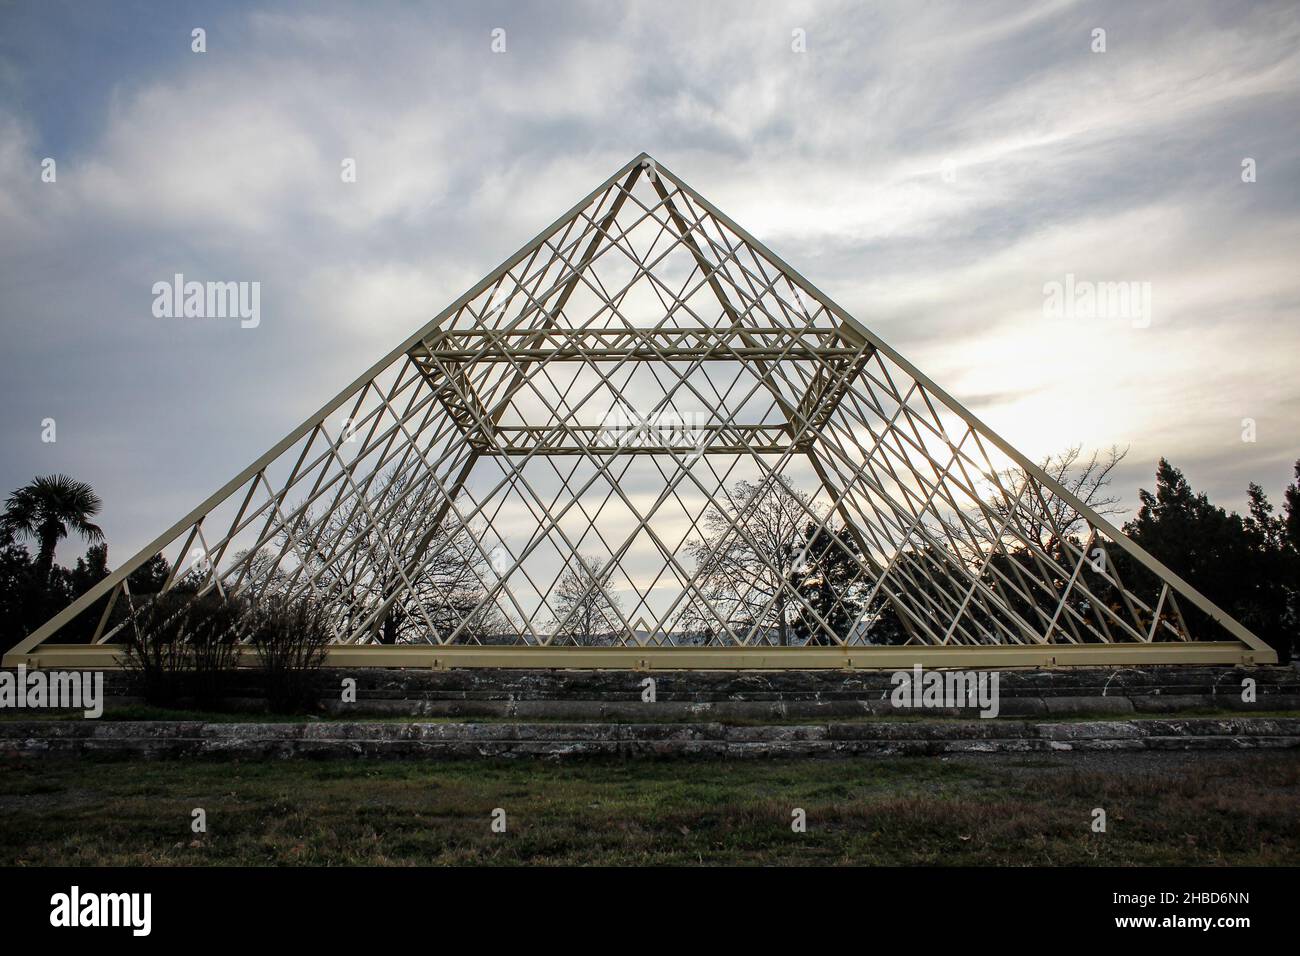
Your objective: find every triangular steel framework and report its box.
[6,154,1275,669]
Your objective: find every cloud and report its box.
[0,0,1298,572]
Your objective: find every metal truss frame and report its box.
[5,153,1275,670]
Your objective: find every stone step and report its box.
[40,663,1299,706]
[5,717,1299,759]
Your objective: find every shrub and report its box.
[184,592,245,707]
[246,595,332,713]
[122,591,244,707]
[122,593,189,706]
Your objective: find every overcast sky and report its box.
[2,0,1298,569]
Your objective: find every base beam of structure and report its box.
[3,641,1273,671]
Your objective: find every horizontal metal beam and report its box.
[477,423,797,456]
[411,329,859,364]
[414,348,859,362]
[4,641,1272,671]
[479,445,795,456]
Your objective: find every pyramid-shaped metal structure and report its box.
[6,154,1274,669]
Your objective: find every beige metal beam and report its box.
[3,641,1267,671]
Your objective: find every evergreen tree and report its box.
[1123,459,1297,662]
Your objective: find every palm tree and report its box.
[0,474,104,588]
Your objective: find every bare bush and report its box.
[184,593,244,707]
[122,591,244,707]
[246,595,333,713]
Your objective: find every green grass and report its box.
[2,752,1296,865]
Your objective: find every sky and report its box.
[1,0,1299,572]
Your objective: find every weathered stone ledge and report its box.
[11,664,1292,706]
[3,717,1297,760]
[7,663,1296,691]
[311,692,1300,719]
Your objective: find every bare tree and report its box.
[225,547,289,601]
[281,467,503,644]
[993,445,1128,555]
[933,445,1129,562]
[685,477,824,646]
[549,554,624,646]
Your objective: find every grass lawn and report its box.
[1,751,1296,865]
